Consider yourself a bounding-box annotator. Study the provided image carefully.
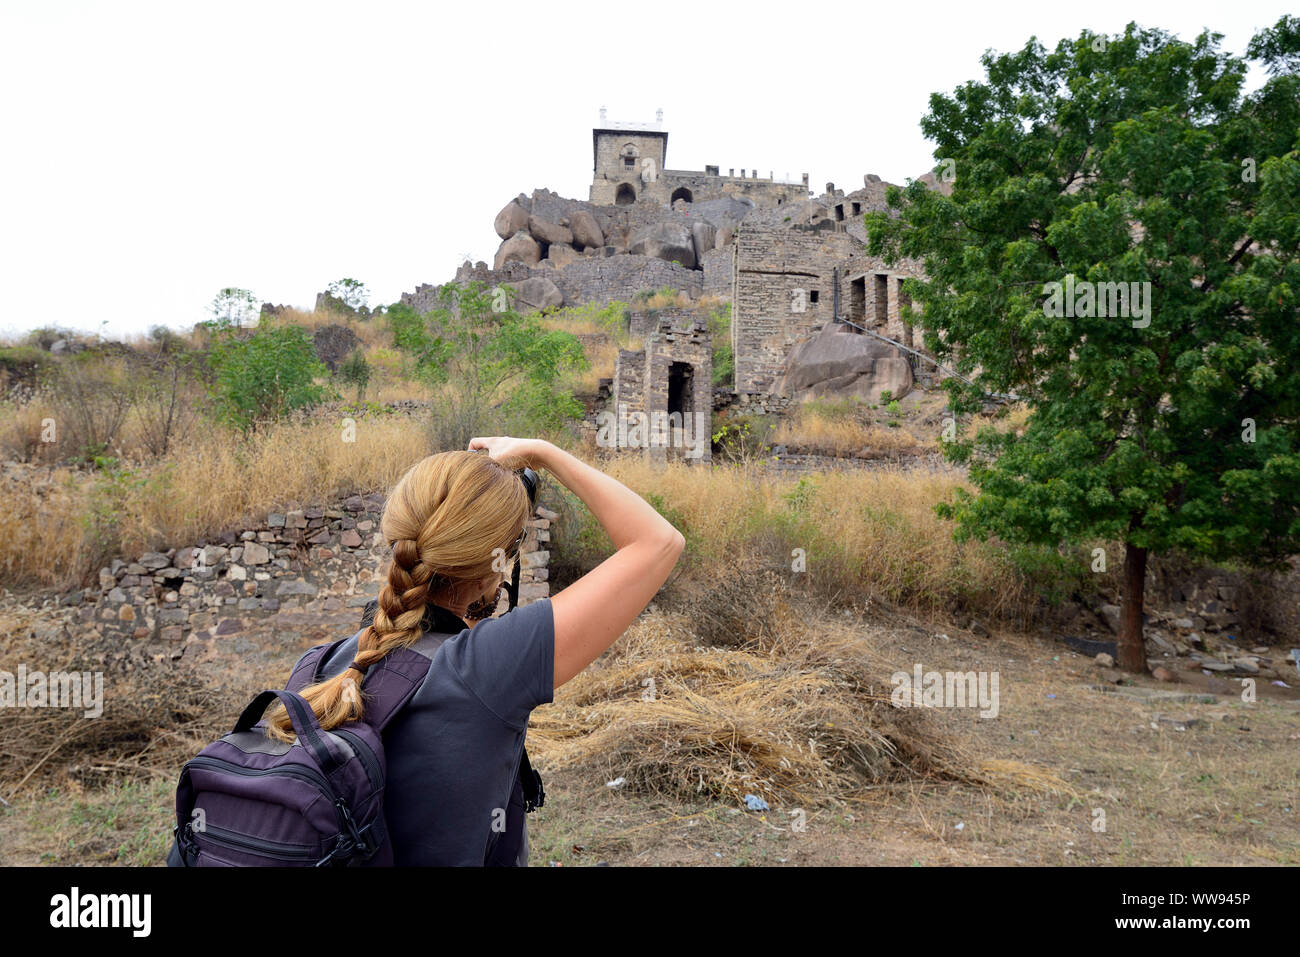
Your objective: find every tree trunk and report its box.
[1118,542,1148,673]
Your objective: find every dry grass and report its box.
[555,455,1043,623]
[263,307,393,351]
[0,415,431,588]
[0,602,224,800]
[773,410,924,454]
[0,464,92,587]
[529,593,1069,808]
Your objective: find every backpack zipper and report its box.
[186,754,337,797]
[193,822,321,861]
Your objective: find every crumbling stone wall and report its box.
[74,496,556,648]
[611,316,712,464]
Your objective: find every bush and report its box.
[338,348,371,400]
[207,322,332,430]
[134,350,198,457]
[0,345,51,391]
[707,303,733,387]
[45,354,136,461]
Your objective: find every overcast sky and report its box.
[0,0,1290,339]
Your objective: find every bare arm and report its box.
[468,437,685,687]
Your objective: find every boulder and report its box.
[504,277,564,313]
[691,222,717,261]
[494,201,528,240]
[776,324,913,403]
[569,209,604,250]
[691,196,755,231]
[527,215,573,247]
[546,243,580,269]
[628,221,696,269]
[494,230,541,270]
[716,226,734,247]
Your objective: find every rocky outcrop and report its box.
[545,243,581,269]
[494,201,529,240]
[527,214,573,247]
[777,324,913,402]
[494,230,542,270]
[690,222,717,261]
[569,209,604,250]
[505,276,564,312]
[629,221,696,269]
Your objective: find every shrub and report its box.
[338,348,371,400]
[207,322,332,430]
[45,354,136,461]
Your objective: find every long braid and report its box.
[262,450,529,743]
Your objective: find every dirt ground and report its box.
[2,587,1298,867]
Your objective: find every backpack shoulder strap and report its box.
[355,646,432,732]
[284,631,432,733]
[286,638,350,693]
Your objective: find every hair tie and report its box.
[347,660,370,675]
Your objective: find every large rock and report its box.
[777,324,913,402]
[504,277,564,313]
[494,201,529,240]
[527,215,573,247]
[569,209,604,250]
[546,243,580,268]
[494,230,541,270]
[691,222,717,261]
[691,195,755,231]
[628,221,696,269]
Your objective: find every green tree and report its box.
[326,278,370,315]
[207,322,332,429]
[394,281,588,448]
[209,287,259,329]
[867,19,1300,672]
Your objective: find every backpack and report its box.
[169,640,431,866]
[170,464,546,866]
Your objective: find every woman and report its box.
[262,436,684,865]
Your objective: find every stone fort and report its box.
[400,110,948,462]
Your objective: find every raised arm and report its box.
[468,437,685,687]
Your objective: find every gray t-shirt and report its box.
[303,598,554,866]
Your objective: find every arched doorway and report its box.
[615,183,636,206]
[671,186,693,204]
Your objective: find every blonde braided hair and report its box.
[264,450,530,741]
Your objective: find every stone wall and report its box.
[72,496,556,649]
[549,256,703,307]
[731,220,927,393]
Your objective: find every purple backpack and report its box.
[169,639,431,867]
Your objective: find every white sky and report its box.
[0,0,1290,339]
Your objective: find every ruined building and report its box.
[589,108,810,209]
[400,111,944,459]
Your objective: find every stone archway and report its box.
[615,183,637,206]
[671,186,693,205]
